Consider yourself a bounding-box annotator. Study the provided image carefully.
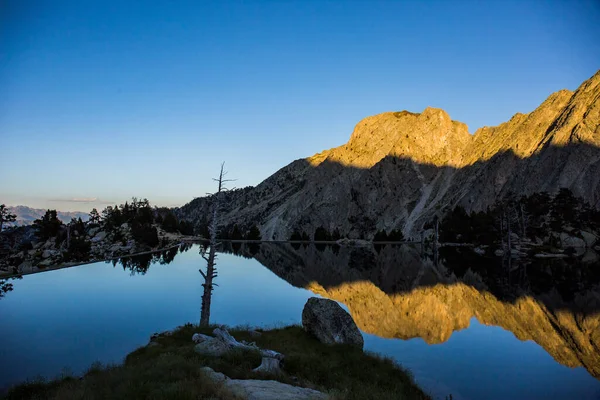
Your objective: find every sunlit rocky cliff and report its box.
[178,70,600,239]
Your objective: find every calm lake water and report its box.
[1,242,599,399]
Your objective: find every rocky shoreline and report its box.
[0,223,200,278]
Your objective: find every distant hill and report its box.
[6,206,89,227]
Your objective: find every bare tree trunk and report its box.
[66,224,71,249]
[200,163,234,327]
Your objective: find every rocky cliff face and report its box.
[178,70,600,240]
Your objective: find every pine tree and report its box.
[0,204,17,231]
[246,224,262,241]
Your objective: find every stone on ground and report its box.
[200,367,328,400]
[302,297,364,349]
[194,337,231,357]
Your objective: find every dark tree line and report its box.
[30,211,91,260]
[216,223,262,241]
[373,228,405,242]
[97,198,195,247]
[440,189,600,245]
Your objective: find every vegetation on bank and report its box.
[0,199,201,276]
[4,325,430,400]
[440,189,600,246]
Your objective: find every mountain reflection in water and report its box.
[221,242,600,381]
[4,240,597,385]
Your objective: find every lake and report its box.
[1,242,599,399]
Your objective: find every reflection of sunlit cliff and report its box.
[251,243,600,379]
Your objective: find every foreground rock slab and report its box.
[201,367,328,400]
[194,328,285,373]
[302,297,364,349]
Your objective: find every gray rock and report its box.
[227,379,328,400]
[17,260,34,273]
[42,239,56,249]
[559,233,586,248]
[194,337,231,356]
[38,259,54,267]
[42,249,58,259]
[88,227,100,237]
[200,367,327,400]
[200,366,227,384]
[302,297,363,349]
[192,333,213,343]
[581,231,598,247]
[91,231,107,243]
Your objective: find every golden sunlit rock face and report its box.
[309,108,472,168]
[248,243,600,380]
[179,70,600,240]
[311,70,600,169]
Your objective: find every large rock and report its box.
[200,367,328,400]
[194,337,231,357]
[559,233,586,248]
[91,231,107,243]
[302,297,363,349]
[41,249,59,259]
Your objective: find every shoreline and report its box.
[3,238,595,280]
[0,242,188,279]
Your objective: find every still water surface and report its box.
[1,243,599,399]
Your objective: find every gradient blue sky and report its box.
[1,0,599,212]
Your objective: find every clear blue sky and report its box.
[1,0,599,212]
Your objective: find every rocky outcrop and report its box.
[200,367,328,400]
[302,297,364,349]
[178,70,600,240]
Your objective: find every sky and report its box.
[1,0,599,212]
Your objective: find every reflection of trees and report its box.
[0,275,22,299]
[110,246,182,275]
[179,243,193,253]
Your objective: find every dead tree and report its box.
[199,163,236,326]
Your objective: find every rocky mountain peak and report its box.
[311,107,472,169]
[179,70,600,240]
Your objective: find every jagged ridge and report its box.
[178,70,600,240]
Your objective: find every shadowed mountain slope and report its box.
[178,70,600,240]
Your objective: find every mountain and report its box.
[178,70,600,240]
[6,206,89,227]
